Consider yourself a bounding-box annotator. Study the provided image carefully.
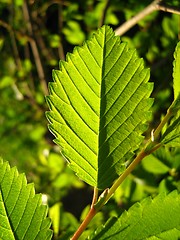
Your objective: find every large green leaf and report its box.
[0,159,52,240]
[91,191,180,239]
[46,25,153,189]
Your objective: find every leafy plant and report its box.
[46,26,180,239]
[0,10,180,240]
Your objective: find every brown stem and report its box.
[0,19,34,42]
[22,0,48,95]
[34,17,56,62]
[115,0,180,36]
[71,207,96,240]
[158,3,180,15]
[105,150,148,203]
[10,31,22,71]
[92,187,98,206]
[58,2,65,60]
[70,188,98,240]
[0,16,22,71]
[98,0,111,27]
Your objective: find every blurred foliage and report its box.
[0,0,180,239]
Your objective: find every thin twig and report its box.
[98,0,111,27]
[0,19,22,70]
[91,187,98,206]
[37,0,67,15]
[104,143,163,205]
[5,5,24,100]
[23,0,48,95]
[158,3,180,15]
[0,19,11,30]
[34,16,56,62]
[9,30,22,71]
[0,17,42,104]
[70,188,98,240]
[115,0,180,36]
[0,19,34,42]
[58,2,65,60]
[104,150,148,204]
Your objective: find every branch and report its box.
[22,0,48,95]
[158,2,180,15]
[0,20,22,70]
[98,0,111,27]
[70,188,98,240]
[0,19,43,105]
[57,2,65,60]
[0,19,35,42]
[115,0,180,36]
[34,16,57,62]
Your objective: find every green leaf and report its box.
[142,153,170,175]
[46,25,153,189]
[160,94,180,147]
[160,41,180,147]
[62,21,85,45]
[161,114,180,147]
[173,41,180,100]
[0,159,52,240]
[91,191,180,239]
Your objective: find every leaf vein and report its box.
[86,43,101,68]
[101,68,146,129]
[76,48,100,85]
[70,58,100,99]
[52,91,98,151]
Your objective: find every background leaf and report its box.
[161,114,180,147]
[160,40,180,148]
[90,190,180,240]
[0,159,52,240]
[142,153,170,175]
[47,25,153,189]
[173,41,180,100]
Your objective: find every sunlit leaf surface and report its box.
[47,26,153,189]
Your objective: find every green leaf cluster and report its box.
[45,25,180,238]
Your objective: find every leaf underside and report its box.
[91,191,180,240]
[0,159,52,240]
[46,25,153,189]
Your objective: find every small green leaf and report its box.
[0,159,52,240]
[142,153,170,175]
[46,25,153,189]
[63,21,85,45]
[161,114,180,147]
[91,191,180,239]
[173,41,180,100]
[160,94,180,147]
